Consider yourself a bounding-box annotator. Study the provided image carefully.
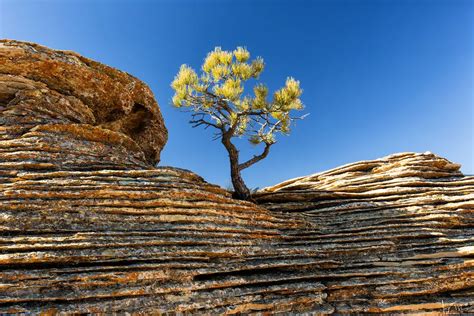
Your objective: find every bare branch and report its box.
[189,118,221,130]
[237,110,267,117]
[238,142,273,171]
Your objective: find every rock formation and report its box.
[255,152,474,313]
[0,41,472,314]
[0,39,167,165]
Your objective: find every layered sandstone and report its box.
[0,41,472,314]
[0,39,167,165]
[255,152,474,313]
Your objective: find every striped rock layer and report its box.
[255,152,474,313]
[1,41,473,314]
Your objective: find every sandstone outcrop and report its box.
[255,152,474,313]
[0,40,167,165]
[1,41,472,314]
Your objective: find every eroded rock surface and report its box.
[0,41,472,314]
[255,152,474,313]
[0,39,167,164]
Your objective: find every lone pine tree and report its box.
[171,47,306,200]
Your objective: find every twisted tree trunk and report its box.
[221,133,251,200]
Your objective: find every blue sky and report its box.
[1,0,472,188]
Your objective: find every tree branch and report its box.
[189,117,221,130]
[237,110,267,117]
[238,142,273,171]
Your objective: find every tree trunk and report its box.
[230,161,251,200]
[221,135,251,200]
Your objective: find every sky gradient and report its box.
[1,0,472,188]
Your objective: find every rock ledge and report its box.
[0,39,167,165]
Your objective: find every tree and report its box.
[171,47,306,200]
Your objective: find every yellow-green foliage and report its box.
[171,46,305,145]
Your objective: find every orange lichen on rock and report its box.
[0,41,472,314]
[0,39,167,164]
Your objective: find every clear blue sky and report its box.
[1,0,472,188]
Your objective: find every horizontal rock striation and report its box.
[0,41,327,314]
[1,167,325,314]
[255,152,474,313]
[1,41,472,314]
